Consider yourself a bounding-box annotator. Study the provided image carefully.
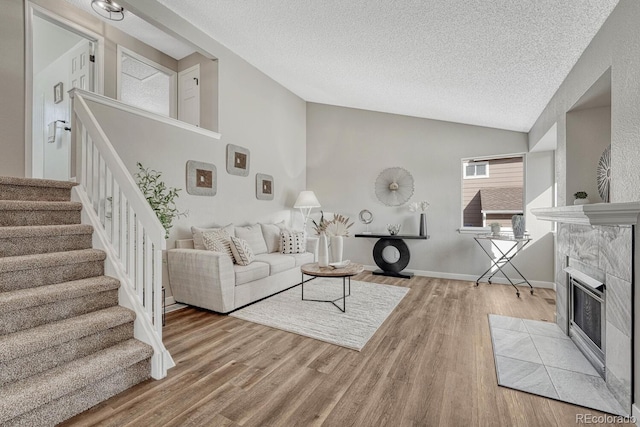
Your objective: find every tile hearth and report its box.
[489,315,626,416]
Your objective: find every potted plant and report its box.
[135,162,187,238]
[574,191,589,205]
[490,222,501,236]
[313,211,353,263]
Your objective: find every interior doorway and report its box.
[30,10,100,181]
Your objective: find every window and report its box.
[116,46,177,118]
[461,156,524,229]
[463,161,489,179]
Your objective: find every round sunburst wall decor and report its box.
[597,145,611,203]
[375,167,414,206]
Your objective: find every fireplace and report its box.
[566,267,605,377]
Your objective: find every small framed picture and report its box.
[54,82,63,104]
[226,144,250,177]
[186,160,217,196]
[256,173,274,200]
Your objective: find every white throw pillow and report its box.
[230,236,256,266]
[280,230,305,254]
[202,229,235,262]
[260,221,286,253]
[191,224,235,250]
[235,224,268,255]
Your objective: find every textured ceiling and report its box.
[156,0,618,131]
[63,0,195,60]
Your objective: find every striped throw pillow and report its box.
[202,229,235,262]
[230,236,255,266]
[280,230,305,254]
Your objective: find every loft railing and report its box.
[69,88,174,379]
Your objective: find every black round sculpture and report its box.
[373,238,410,274]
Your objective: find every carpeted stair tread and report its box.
[0,306,135,363]
[0,249,105,273]
[0,276,119,313]
[0,176,77,189]
[0,339,152,424]
[0,224,92,238]
[0,200,82,211]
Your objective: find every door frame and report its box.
[116,45,177,119]
[24,1,105,178]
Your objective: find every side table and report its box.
[473,233,533,297]
[355,234,428,278]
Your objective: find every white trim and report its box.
[71,88,221,140]
[458,227,490,234]
[481,210,524,214]
[24,2,105,177]
[531,203,640,226]
[362,265,556,290]
[116,45,178,119]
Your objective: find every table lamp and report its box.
[294,190,321,235]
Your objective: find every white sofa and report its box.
[167,225,318,313]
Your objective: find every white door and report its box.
[69,40,93,91]
[178,64,200,127]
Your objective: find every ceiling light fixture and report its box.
[91,0,125,21]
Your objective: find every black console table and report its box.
[355,234,428,279]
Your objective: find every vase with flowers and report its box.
[408,200,430,237]
[312,211,354,264]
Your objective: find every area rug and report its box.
[488,314,627,416]
[230,278,409,351]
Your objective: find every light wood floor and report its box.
[63,273,632,426]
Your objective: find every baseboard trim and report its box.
[165,295,176,306]
[362,265,556,290]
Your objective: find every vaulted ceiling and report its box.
[161,1,617,132]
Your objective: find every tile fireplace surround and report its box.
[532,202,640,414]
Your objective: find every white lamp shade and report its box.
[294,191,321,208]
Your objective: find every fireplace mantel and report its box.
[531,202,640,226]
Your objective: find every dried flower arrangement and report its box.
[408,200,430,213]
[312,211,354,237]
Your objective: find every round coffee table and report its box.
[300,262,364,312]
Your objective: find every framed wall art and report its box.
[226,144,250,177]
[256,173,274,200]
[54,82,63,104]
[186,160,217,196]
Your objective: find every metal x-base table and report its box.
[474,233,533,297]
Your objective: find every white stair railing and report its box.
[69,88,174,379]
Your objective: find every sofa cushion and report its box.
[280,230,305,254]
[288,252,315,267]
[254,253,296,275]
[260,221,286,253]
[234,262,269,285]
[191,224,235,250]
[230,236,255,266]
[202,229,235,262]
[235,224,268,255]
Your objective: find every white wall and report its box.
[566,106,611,203]
[307,103,554,283]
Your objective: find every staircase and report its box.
[0,176,153,426]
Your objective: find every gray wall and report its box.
[566,106,611,203]
[307,103,554,283]
[0,0,25,177]
[529,1,640,205]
